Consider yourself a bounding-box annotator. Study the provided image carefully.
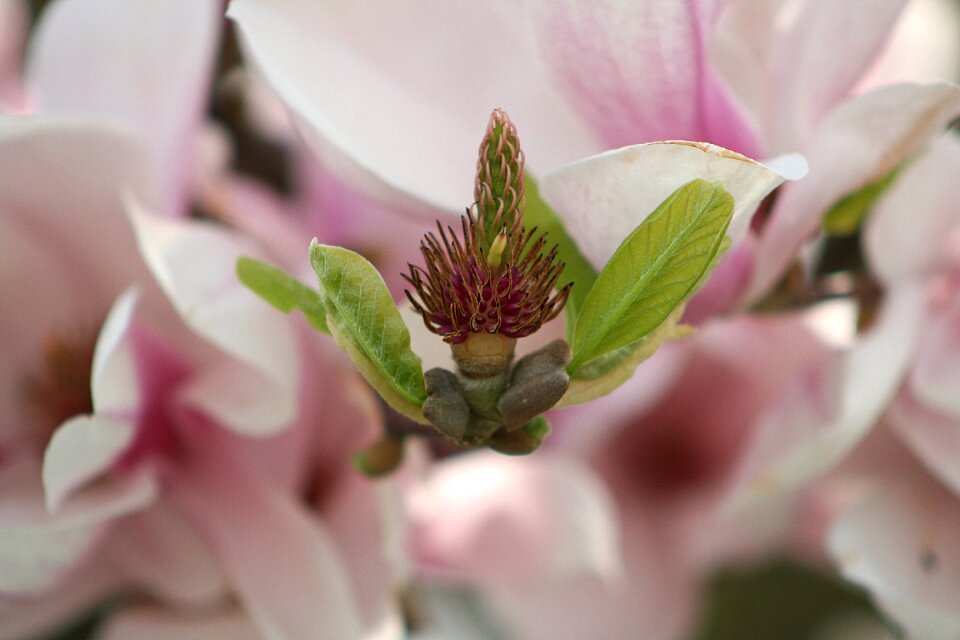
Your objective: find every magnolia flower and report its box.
[1,1,406,638]
[228,0,960,313]
[823,133,960,640]
[404,313,840,639]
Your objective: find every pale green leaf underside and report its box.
[568,179,734,373]
[310,241,427,408]
[236,256,329,334]
[560,305,689,406]
[524,176,598,340]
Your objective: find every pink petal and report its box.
[407,451,620,587]
[0,0,28,111]
[169,443,363,640]
[0,457,156,595]
[0,118,157,307]
[888,391,960,499]
[712,0,906,153]
[107,500,227,607]
[97,606,261,640]
[856,0,960,91]
[728,283,926,512]
[540,141,786,270]
[864,133,960,283]
[912,295,960,421]
[27,0,221,213]
[527,0,759,156]
[128,198,300,435]
[0,561,124,640]
[227,0,598,214]
[829,474,960,640]
[749,82,960,301]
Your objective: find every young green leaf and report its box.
[823,164,904,236]
[310,241,427,409]
[560,306,691,406]
[236,256,329,334]
[524,175,598,338]
[568,179,733,374]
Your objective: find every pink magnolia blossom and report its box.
[822,133,960,639]
[228,0,960,312]
[1,2,407,638]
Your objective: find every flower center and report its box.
[19,330,97,450]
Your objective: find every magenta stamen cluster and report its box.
[404,212,570,344]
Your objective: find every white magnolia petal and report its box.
[97,606,261,640]
[829,476,960,640]
[527,0,757,155]
[540,141,785,270]
[90,288,141,416]
[865,133,960,283]
[749,82,960,301]
[228,0,597,215]
[408,451,621,586]
[729,283,925,512]
[0,459,156,595]
[171,449,363,640]
[713,0,906,153]
[27,0,221,212]
[42,415,136,513]
[128,198,299,435]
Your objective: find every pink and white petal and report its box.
[728,283,925,513]
[90,288,142,416]
[540,141,786,269]
[864,133,960,283]
[0,457,156,595]
[27,0,221,213]
[128,199,299,435]
[324,471,407,640]
[106,500,228,607]
[911,295,960,421]
[527,0,759,156]
[888,391,960,499]
[407,451,620,587]
[829,474,960,640]
[713,0,906,154]
[857,0,960,90]
[169,446,363,640]
[0,560,125,640]
[42,415,136,512]
[0,117,158,303]
[748,82,960,301]
[97,607,261,640]
[227,0,597,216]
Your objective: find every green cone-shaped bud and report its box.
[473,109,525,254]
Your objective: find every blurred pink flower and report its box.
[823,132,960,639]
[228,0,960,312]
[0,1,407,638]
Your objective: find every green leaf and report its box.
[524,176,598,339]
[568,179,733,374]
[822,164,903,236]
[310,241,428,410]
[236,257,329,334]
[560,305,691,406]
